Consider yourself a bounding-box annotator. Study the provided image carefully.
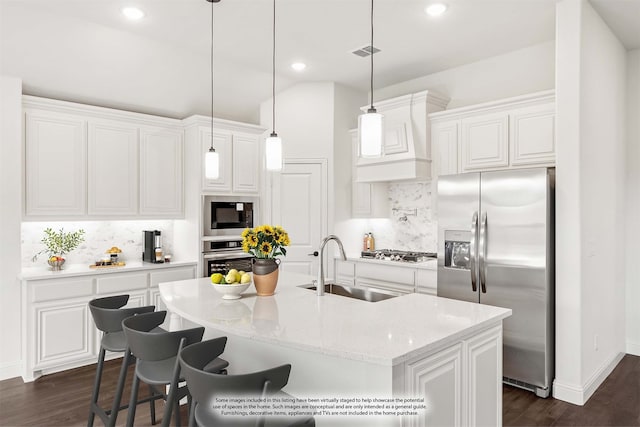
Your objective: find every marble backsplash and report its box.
[338,180,438,254]
[22,220,175,268]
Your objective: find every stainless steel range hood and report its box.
[356,90,449,182]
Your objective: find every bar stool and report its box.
[122,310,229,427]
[87,295,160,427]
[179,338,315,427]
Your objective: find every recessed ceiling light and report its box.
[122,7,145,20]
[425,3,447,17]
[291,62,306,72]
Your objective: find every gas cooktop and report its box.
[361,249,437,263]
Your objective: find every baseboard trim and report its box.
[626,340,640,356]
[553,351,625,405]
[0,361,23,381]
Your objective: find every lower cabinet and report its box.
[22,264,196,381]
[355,262,416,295]
[404,325,503,427]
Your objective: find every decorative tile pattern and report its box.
[385,180,437,252]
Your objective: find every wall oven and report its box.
[203,196,254,237]
[202,238,253,277]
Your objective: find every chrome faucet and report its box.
[317,235,347,296]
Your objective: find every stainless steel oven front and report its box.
[201,238,253,277]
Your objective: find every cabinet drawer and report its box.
[416,268,437,294]
[31,277,94,303]
[150,266,196,288]
[356,263,415,285]
[96,273,147,294]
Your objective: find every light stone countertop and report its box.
[20,260,198,280]
[159,270,510,367]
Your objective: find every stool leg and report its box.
[106,350,131,427]
[87,347,106,427]
[148,383,157,425]
[125,372,140,427]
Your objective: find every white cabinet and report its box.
[415,268,437,295]
[355,262,415,295]
[432,121,460,177]
[404,325,503,427]
[232,133,260,194]
[139,126,184,216]
[21,263,197,381]
[461,112,509,171]
[24,110,87,216]
[23,96,185,219]
[430,91,555,177]
[406,343,463,427]
[349,130,389,218]
[510,103,556,166]
[334,259,355,287]
[87,120,138,215]
[185,116,265,195]
[466,326,503,427]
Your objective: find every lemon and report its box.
[240,273,251,284]
[210,273,224,284]
[225,272,238,284]
[238,270,246,276]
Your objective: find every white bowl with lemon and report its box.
[211,269,252,300]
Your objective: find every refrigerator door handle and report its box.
[470,211,478,292]
[479,212,487,293]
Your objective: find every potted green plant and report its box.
[33,227,85,270]
[241,225,289,295]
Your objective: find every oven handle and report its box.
[202,252,252,260]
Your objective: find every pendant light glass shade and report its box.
[265,132,283,171]
[359,0,383,158]
[359,108,384,158]
[266,0,283,171]
[205,147,219,179]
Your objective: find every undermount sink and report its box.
[298,283,397,302]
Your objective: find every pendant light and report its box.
[205,0,221,179]
[358,0,384,158]
[265,0,283,171]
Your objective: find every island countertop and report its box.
[159,271,511,367]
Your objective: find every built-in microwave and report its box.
[203,197,254,236]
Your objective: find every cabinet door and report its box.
[334,260,355,287]
[87,121,138,215]
[415,268,437,295]
[466,325,502,427]
[432,121,459,177]
[351,132,389,218]
[461,113,509,171]
[24,111,86,216]
[406,343,463,427]
[149,266,197,311]
[33,298,95,369]
[202,129,233,193]
[510,103,555,166]
[140,127,184,217]
[232,133,259,194]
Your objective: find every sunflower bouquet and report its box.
[241,225,290,259]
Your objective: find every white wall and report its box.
[554,0,627,405]
[625,49,640,356]
[0,75,23,380]
[375,41,555,108]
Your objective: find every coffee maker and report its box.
[142,230,164,263]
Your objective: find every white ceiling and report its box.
[1,0,638,123]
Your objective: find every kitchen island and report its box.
[160,271,511,426]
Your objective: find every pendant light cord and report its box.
[210,0,214,150]
[272,0,276,134]
[370,0,374,109]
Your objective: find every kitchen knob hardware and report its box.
[308,251,319,257]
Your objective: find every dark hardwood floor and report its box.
[1,354,638,426]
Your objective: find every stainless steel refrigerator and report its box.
[437,167,554,398]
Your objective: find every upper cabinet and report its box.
[183,116,265,196]
[355,90,449,183]
[23,96,184,220]
[349,130,389,218]
[430,90,556,177]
